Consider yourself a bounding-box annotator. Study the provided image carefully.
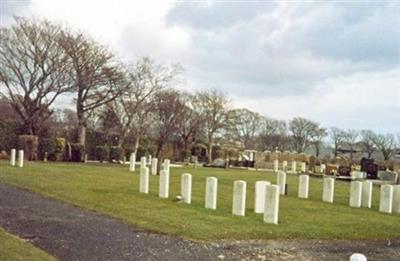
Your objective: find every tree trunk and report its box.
[207,141,213,164]
[155,140,164,174]
[134,136,140,155]
[77,123,86,146]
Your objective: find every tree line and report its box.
[0,17,398,163]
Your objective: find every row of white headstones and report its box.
[271,159,326,173]
[9,149,24,168]
[128,152,399,225]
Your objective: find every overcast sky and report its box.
[1,0,399,133]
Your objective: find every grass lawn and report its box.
[0,227,55,261]
[0,160,399,241]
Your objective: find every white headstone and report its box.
[298,175,309,199]
[273,159,279,172]
[282,161,288,171]
[148,155,152,164]
[254,181,271,213]
[159,169,169,198]
[301,162,306,173]
[264,184,280,224]
[181,173,192,204]
[151,158,158,175]
[320,164,326,174]
[232,180,246,216]
[291,161,297,173]
[277,171,286,195]
[10,149,16,166]
[349,181,362,208]
[18,150,24,168]
[379,185,393,213]
[129,153,136,172]
[361,181,372,208]
[323,178,335,203]
[139,167,149,194]
[349,253,367,261]
[140,156,147,169]
[163,159,170,173]
[392,185,400,214]
[205,177,218,209]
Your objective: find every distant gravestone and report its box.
[282,161,288,171]
[18,150,24,168]
[291,161,297,173]
[163,159,170,173]
[349,181,362,208]
[298,175,309,199]
[379,185,393,213]
[320,164,326,174]
[361,181,372,208]
[254,181,271,213]
[392,185,400,214]
[139,167,149,194]
[264,184,280,224]
[277,171,286,195]
[181,173,192,204]
[205,177,218,209]
[129,153,136,172]
[323,178,335,203]
[273,159,279,172]
[159,169,169,198]
[300,162,306,173]
[140,156,147,169]
[151,158,158,175]
[10,149,16,166]
[232,180,246,216]
[378,171,398,183]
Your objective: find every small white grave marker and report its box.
[159,169,169,198]
[151,158,158,175]
[232,180,246,216]
[129,153,136,172]
[273,159,279,172]
[264,184,280,224]
[10,149,16,166]
[349,181,362,208]
[277,171,286,195]
[379,185,393,213]
[254,181,271,213]
[298,175,309,199]
[392,185,400,214]
[323,178,335,203]
[181,173,192,204]
[361,181,372,208]
[139,167,149,194]
[205,177,218,209]
[18,150,24,168]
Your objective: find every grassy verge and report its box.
[0,227,55,261]
[0,160,399,241]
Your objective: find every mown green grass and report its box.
[0,160,399,241]
[0,227,55,261]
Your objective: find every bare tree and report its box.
[228,108,262,149]
[342,129,359,162]
[153,90,186,170]
[371,133,396,161]
[103,57,181,151]
[258,117,288,151]
[288,117,319,153]
[59,30,126,146]
[360,130,376,158]
[194,90,230,163]
[310,127,327,158]
[330,127,346,157]
[176,92,202,157]
[0,17,73,135]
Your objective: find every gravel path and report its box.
[0,182,399,261]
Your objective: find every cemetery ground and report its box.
[1,161,400,260]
